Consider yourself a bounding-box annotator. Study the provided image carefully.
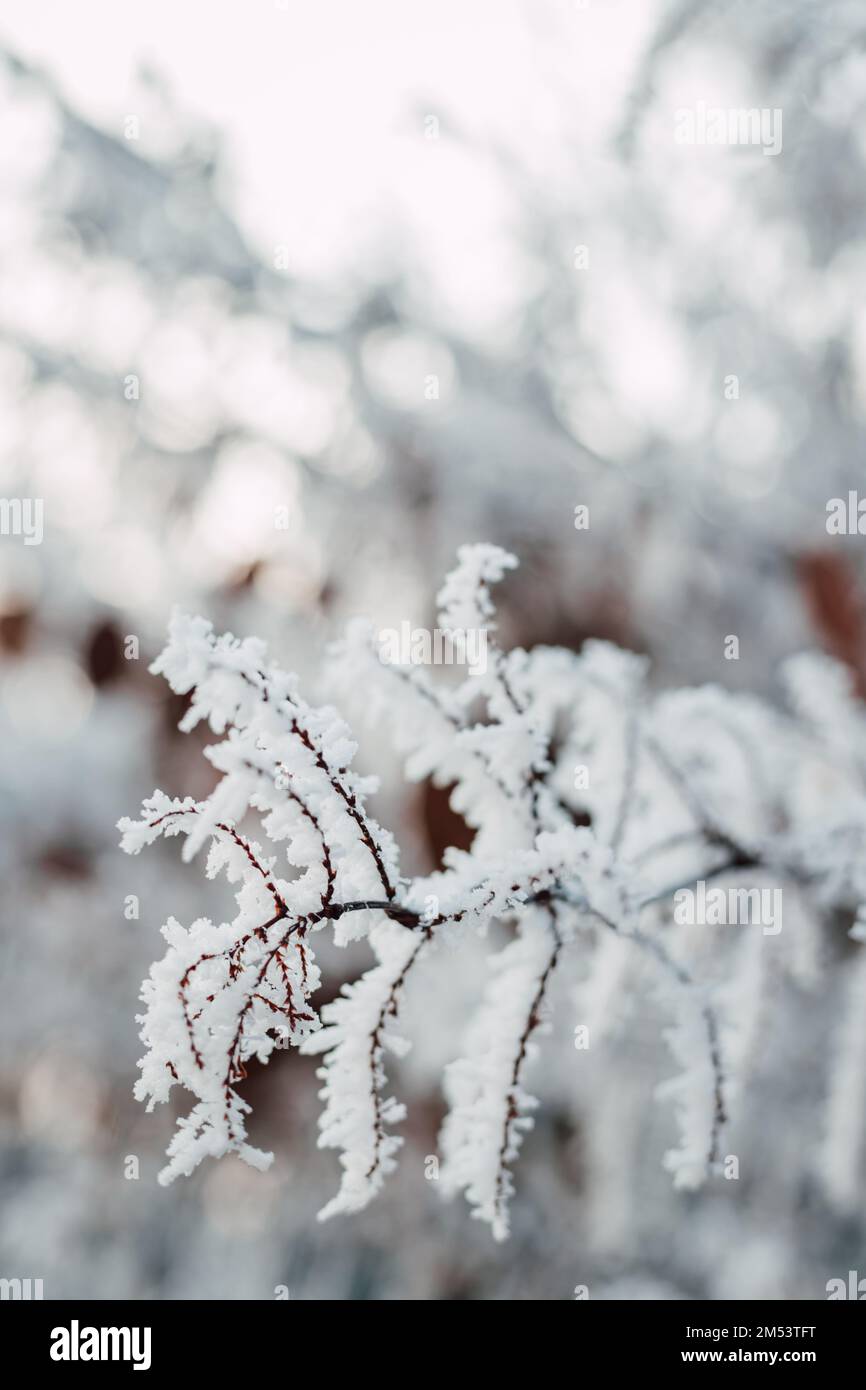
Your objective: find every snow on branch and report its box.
[439,904,562,1240]
[121,546,866,1232]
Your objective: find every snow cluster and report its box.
[121,545,866,1236]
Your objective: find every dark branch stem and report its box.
[638,848,761,908]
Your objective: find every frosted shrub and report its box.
[119,545,866,1239]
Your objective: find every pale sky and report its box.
[0,0,654,278]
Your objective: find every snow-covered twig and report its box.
[121,546,866,1233]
